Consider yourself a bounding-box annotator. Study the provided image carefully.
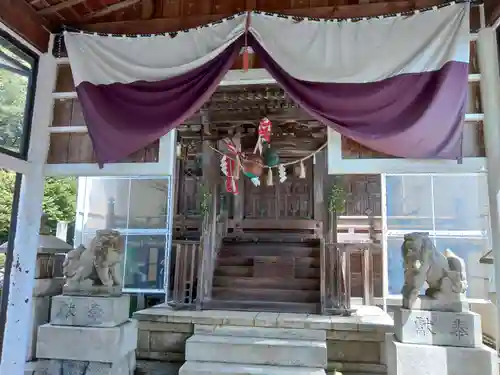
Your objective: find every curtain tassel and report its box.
[299,161,306,179]
[267,168,274,186]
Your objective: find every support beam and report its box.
[37,0,86,15]
[0,0,51,52]
[477,27,500,352]
[485,0,500,27]
[80,0,443,34]
[0,40,56,373]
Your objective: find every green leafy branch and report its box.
[327,183,346,214]
[199,183,212,217]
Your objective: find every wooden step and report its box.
[220,244,319,258]
[213,276,320,291]
[215,266,320,279]
[212,287,321,303]
[204,300,320,314]
[217,256,320,268]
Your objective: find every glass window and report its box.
[385,173,490,300]
[75,176,173,293]
[0,33,37,157]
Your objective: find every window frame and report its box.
[382,172,491,301]
[75,175,174,295]
[0,29,38,160]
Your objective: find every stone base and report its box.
[63,284,122,297]
[386,334,498,375]
[36,320,137,363]
[27,296,51,362]
[393,308,481,347]
[33,278,65,297]
[51,295,130,327]
[408,296,469,312]
[25,351,135,375]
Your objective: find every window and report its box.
[0,32,37,158]
[384,173,491,299]
[75,176,173,293]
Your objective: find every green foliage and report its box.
[199,183,211,217]
[0,69,29,153]
[328,183,346,214]
[0,170,77,244]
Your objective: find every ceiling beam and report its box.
[485,0,500,27]
[78,0,443,34]
[0,0,51,52]
[37,0,86,15]
[82,0,142,21]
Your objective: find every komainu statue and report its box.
[401,232,467,309]
[62,229,124,293]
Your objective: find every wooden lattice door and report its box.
[243,158,313,220]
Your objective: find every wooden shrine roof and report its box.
[0,0,495,53]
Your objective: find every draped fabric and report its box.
[64,2,470,165]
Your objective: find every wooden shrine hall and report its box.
[2,0,500,373]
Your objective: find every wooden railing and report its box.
[168,240,201,308]
[195,187,228,310]
[321,214,381,315]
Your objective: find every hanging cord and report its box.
[208,141,327,169]
[242,11,251,72]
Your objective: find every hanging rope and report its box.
[208,141,327,169]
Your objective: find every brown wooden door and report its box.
[243,158,313,221]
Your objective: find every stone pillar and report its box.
[33,230,137,375]
[0,44,56,373]
[478,26,500,350]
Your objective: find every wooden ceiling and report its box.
[0,0,497,53]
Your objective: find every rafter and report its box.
[82,0,142,21]
[79,0,444,34]
[0,0,51,51]
[37,0,86,15]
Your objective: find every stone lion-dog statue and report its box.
[63,229,124,291]
[401,232,467,309]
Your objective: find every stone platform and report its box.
[386,334,498,375]
[133,304,394,375]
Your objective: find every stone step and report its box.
[217,256,320,268]
[194,325,326,341]
[212,287,320,303]
[186,334,327,368]
[180,361,327,375]
[219,245,320,257]
[204,300,320,314]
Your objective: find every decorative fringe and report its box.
[278,164,287,183]
[313,154,316,165]
[220,155,228,175]
[299,161,306,179]
[267,168,274,186]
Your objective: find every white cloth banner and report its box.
[64,13,246,86]
[250,2,469,83]
[65,2,469,86]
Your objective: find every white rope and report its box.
[208,141,327,169]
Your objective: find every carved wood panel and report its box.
[243,159,313,219]
[335,174,382,217]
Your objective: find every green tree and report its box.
[0,170,77,245]
[0,66,29,152]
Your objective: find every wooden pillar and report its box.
[478,26,500,351]
[0,42,56,373]
[232,130,244,233]
[314,149,326,312]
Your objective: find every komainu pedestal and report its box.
[33,230,137,375]
[386,233,498,375]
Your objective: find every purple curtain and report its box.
[249,35,467,159]
[77,38,243,166]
